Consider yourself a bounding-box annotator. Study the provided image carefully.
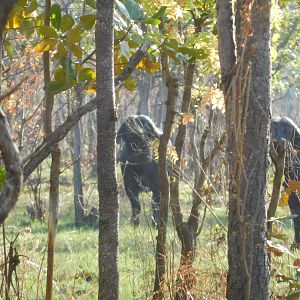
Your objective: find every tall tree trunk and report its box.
[217,1,271,299]
[96,0,119,299]
[169,60,196,299]
[72,85,85,226]
[153,53,178,300]
[43,1,61,299]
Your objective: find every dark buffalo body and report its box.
[271,117,300,243]
[117,115,161,226]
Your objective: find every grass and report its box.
[1,174,300,299]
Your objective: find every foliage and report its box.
[271,1,300,105]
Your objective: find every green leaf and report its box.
[78,67,96,82]
[69,43,83,58]
[4,41,14,60]
[0,166,6,191]
[144,18,161,25]
[123,77,136,91]
[39,25,59,38]
[54,67,66,82]
[124,0,143,20]
[85,0,96,9]
[79,14,96,30]
[151,6,167,19]
[50,4,61,30]
[60,15,74,33]
[67,27,82,43]
[116,0,130,19]
[24,0,38,14]
[47,81,66,94]
[54,42,68,60]
[34,39,57,52]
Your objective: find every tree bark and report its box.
[43,1,61,299]
[217,1,271,299]
[0,0,22,226]
[169,60,196,299]
[153,53,178,300]
[96,0,119,299]
[72,85,85,226]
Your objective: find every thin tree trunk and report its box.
[43,1,61,299]
[153,53,178,300]
[96,0,119,299]
[217,1,271,299]
[169,60,196,299]
[72,85,85,226]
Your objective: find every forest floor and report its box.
[0,172,299,299]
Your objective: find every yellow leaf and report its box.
[86,88,96,94]
[123,77,136,91]
[278,192,289,207]
[34,39,57,52]
[182,113,194,125]
[137,57,160,74]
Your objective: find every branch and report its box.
[0,109,22,224]
[23,43,150,180]
[115,42,150,89]
[0,76,28,103]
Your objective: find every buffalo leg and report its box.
[288,192,300,244]
[125,187,141,225]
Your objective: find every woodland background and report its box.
[0,0,299,299]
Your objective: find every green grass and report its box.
[1,177,300,299]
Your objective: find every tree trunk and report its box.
[0,1,22,226]
[217,1,271,299]
[153,53,178,300]
[72,85,85,226]
[96,0,119,299]
[43,1,61,299]
[169,60,196,299]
